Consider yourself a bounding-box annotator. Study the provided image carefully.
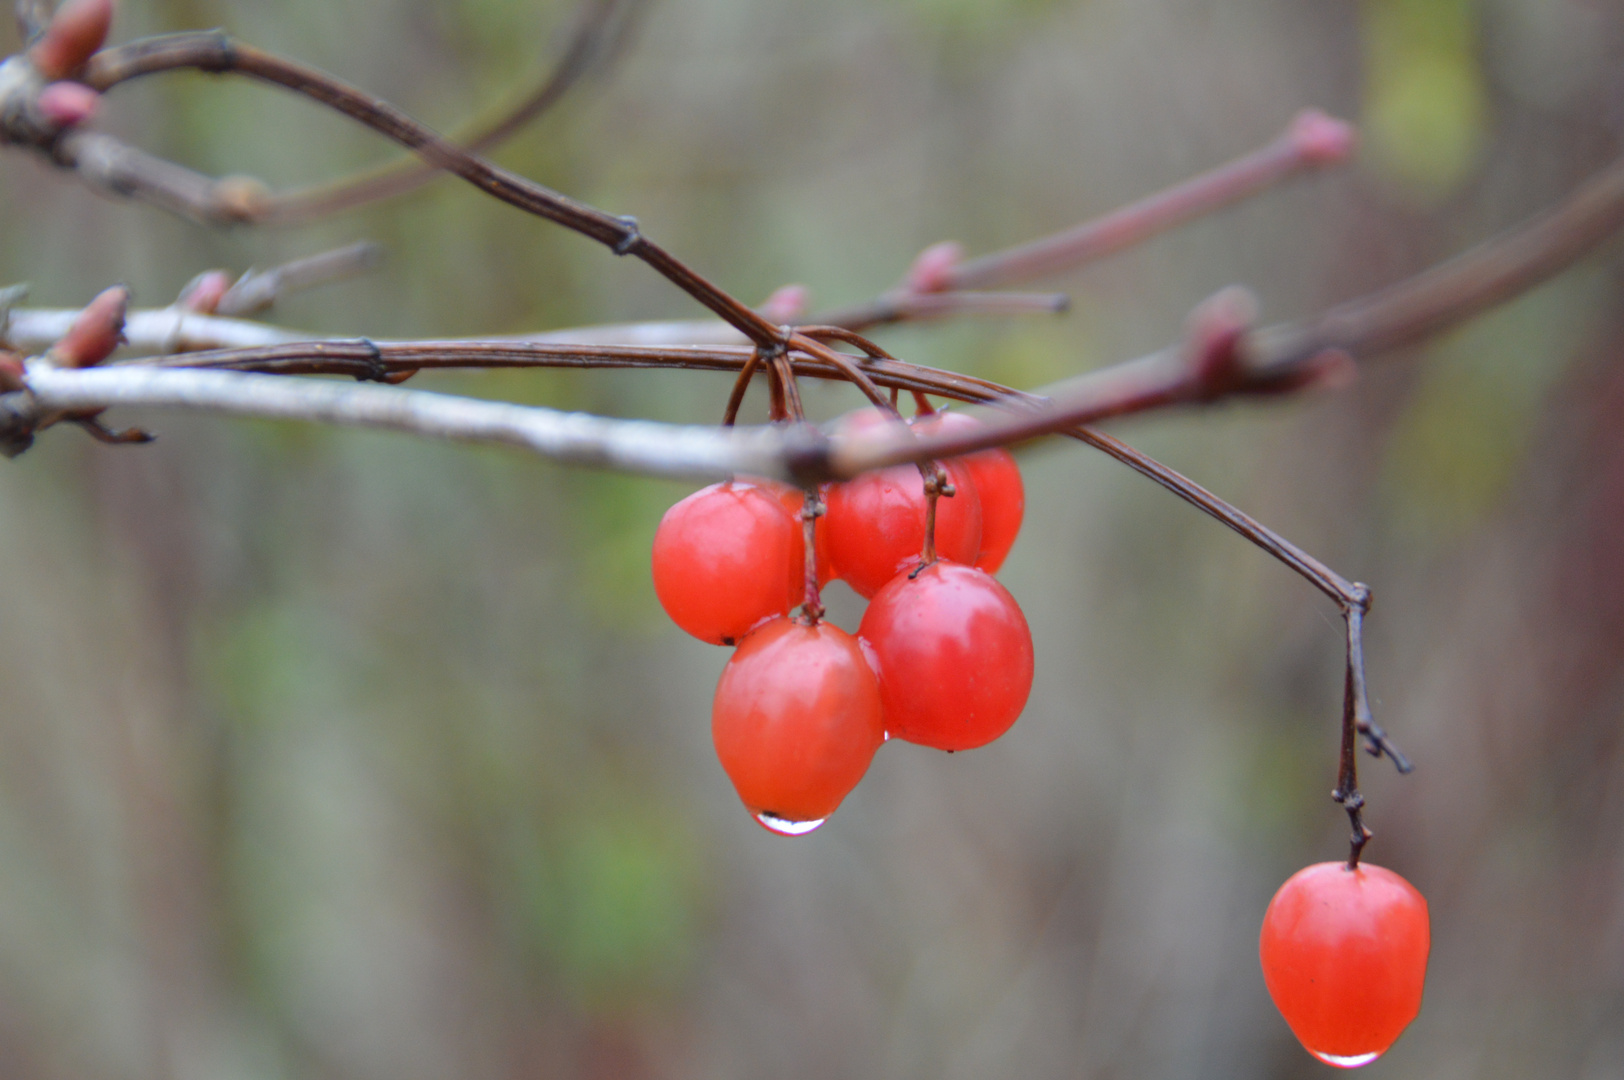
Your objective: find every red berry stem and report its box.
[1331,592,1412,869]
[720,347,764,426]
[914,461,950,572]
[766,353,788,422]
[772,351,805,424]
[799,487,825,625]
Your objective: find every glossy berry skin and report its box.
[711,617,886,827]
[857,561,1033,750]
[1260,862,1431,1068]
[913,410,1025,574]
[651,481,800,645]
[825,461,982,598]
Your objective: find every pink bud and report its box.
[760,284,809,323]
[51,285,128,369]
[905,241,964,294]
[177,270,233,314]
[28,0,114,81]
[35,81,99,128]
[1289,109,1356,167]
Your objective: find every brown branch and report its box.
[79,31,785,350]
[234,0,645,225]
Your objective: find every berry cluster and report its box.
[650,408,1034,834]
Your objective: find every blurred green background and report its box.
[2,1,1623,1077]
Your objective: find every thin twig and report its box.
[258,0,644,224]
[214,242,381,316]
[814,110,1354,331]
[832,149,1624,474]
[79,32,786,350]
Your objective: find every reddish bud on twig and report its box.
[35,81,99,128]
[28,0,114,80]
[49,285,127,368]
[1184,286,1257,398]
[906,241,965,294]
[0,353,26,393]
[1288,109,1356,168]
[760,284,809,324]
[176,270,233,314]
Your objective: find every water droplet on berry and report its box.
[754,812,826,836]
[1309,1051,1381,1069]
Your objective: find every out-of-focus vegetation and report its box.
[2,1,1623,1077]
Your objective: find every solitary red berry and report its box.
[857,560,1033,750]
[711,617,886,834]
[651,481,800,645]
[912,410,1025,573]
[1259,861,1430,1068]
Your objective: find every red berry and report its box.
[857,561,1033,750]
[711,617,886,833]
[1260,862,1431,1067]
[651,481,800,645]
[912,410,1025,573]
[825,461,982,598]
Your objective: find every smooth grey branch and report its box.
[22,361,808,480]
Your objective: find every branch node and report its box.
[611,215,642,256]
[1184,286,1257,400]
[353,338,389,382]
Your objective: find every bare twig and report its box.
[228,0,646,225]
[213,242,381,316]
[814,109,1354,331]
[78,32,785,349]
[833,149,1624,475]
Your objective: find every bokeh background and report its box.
[2,0,1623,1077]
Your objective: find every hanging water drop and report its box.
[754,811,826,836]
[1309,1051,1381,1069]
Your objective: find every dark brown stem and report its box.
[787,331,895,414]
[799,488,824,625]
[721,348,763,426]
[916,468,941,570]
[1333,600,1374,868]
[771,349,803,423]
[81,32,786,350]
[257,0,643,224]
